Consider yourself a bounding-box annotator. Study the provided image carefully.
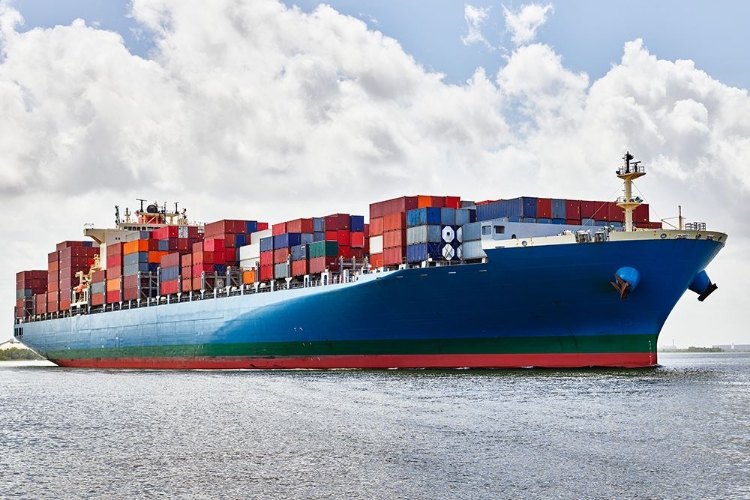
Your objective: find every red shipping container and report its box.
[92,270,107,283]
[204,238,225,252]
[325,230,338,241]
[257,222,269,231]
[607,202,624,222]
[537,198,552,218]
[444,196,461,209]
[370,217,384,236]
[565,219,581,225]
[108,265,123,278]
[633,204,649,223]
[152,225,179,240]
[431,196,446,208]
[48,251,59,263]
[182,278,193,292]
[224,248,237,263]
[291,260,308,277]
[370,253,384,268]
[91,293,105,307]
[59,299,71,311]
[35,296,47,315]
[272,222,287,236]
[580,200,596,219]
[350,232,365,248]
[364,224,370,238]
[107,254,123,268]
[383,212,406,231]
[161,281,179,295]
[181,253,192,268]
[192,241,203,253]
[274,248,289,264]
[565,200,581,219]
[260,265,274,281]
[161,252,181,269]
[383,230,405,248]
[106,242,123,257]
[324,213,350,231]
[370,196,418,219]
[123,288,138,301]
[192,264,215,278]
[337,230,350,246]
[56,240,85,251]
[351,248,365,259]
[47,278,59,292]
[105,290,121,304]
[193,251,215,266]
[309,256,339,274]
[176,239,191,252]
[383,247,404,266]
[287,218,314,234]
[260,251,273,267]
[339,245,352,259]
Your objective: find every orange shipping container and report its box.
[370,253,384,268]
[242,269,257,284]
[148,251,168,264]
[106,278,121,292]
[417,195,433,208]
[123,240,151,254]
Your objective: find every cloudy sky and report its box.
[1,0,748,348]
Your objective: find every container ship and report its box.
[12,153,726,369]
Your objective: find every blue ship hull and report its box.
[13,233,725,369]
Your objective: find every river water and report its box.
[1,353,748,499]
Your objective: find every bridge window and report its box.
[494,225,505,234]
[481,225,491,236]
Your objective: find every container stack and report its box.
[370,196,461,268]
[159,252,182,295]
[47,251,60,313]
[369,196,417,268]
[90,270,107,306]
[106,243,124,304]
[58,242,99,311]
[238,229,272,285]
[405,206,476,263]
[191,239,226,291]
[476,197,653,228]
[15,270,47,318]
[248,214,366,280]
[457,221,485,260]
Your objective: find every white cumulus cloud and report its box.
[461,4,493,49]
[503,3,554,46]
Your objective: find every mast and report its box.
[616,152,646,232]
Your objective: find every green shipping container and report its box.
[308,241,339,258]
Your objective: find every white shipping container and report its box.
[370,235,384,254]
[238,243,261,261]
[461,240,486,260]
[240,258,260,270]
[250,229,273,245]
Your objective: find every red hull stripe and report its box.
[53,352,656,369]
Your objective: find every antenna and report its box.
[136,199,146,212]
[115,205,121,226]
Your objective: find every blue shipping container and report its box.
[407,207,441,227]
[313,232,325,242]
[235,234,247,247]
[123,252,149,266]
[301,233,314,245]
[350,215,365,232]
[551,199,566,220]
[273,232,302,250]
[246,221,258,234]
[440,208,456,226]
[406,243,442,263]
[291,244,308,261]
[260,237,274,252]
[313,218,325,232]
[521,197,537,218]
